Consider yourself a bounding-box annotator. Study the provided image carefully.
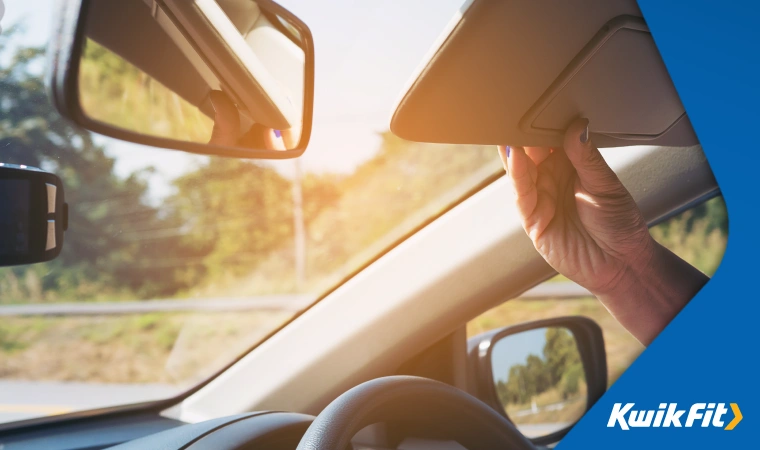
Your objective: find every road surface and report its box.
[0,295,315,316]
[518,422,573,438]
[0,282,591,317]
[0,381,177,423]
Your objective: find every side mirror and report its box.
[468,316,607,446]
[0,164,67,266]
[48,0,314,159]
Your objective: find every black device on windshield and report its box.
[0,164,67,266]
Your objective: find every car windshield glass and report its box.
[0,0,499,424]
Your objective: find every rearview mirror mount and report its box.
[0,164,67,266]
[48,0,315,159]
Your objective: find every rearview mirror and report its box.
[468,316,607,446]
[0,164,67,266]
[48,0,314,159]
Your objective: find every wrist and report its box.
[591,238,708,345]
[590,234,659,299]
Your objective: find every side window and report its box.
[468,195,727,387]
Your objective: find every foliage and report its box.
[79,39,214,143]
[300,132,499,290]
[650,196,727,275]
[0,31,157,302]
[0,35,339,301]
[544,326,581,388]
[0,310,290,384]
[0,27,729,307]
[496,327,585,406]
[166,157,294,278]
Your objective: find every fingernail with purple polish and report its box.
[274,129,282,138]
[505,146,511,157]
[579,126,589,144]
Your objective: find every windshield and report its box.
[0,0,498,424]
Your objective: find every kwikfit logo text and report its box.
[607,403,742,430]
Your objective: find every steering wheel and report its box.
[296,376,537,450]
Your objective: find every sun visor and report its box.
[390,0,698,148]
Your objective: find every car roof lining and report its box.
[390,0,697,148]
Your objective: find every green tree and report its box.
[167,158,294,278]
[650,196,727,275]
[79,39,214,143]
[543,327,581,386]
[559,362,584,399]
[303,131,499,285]
[505,364,531,404]
[0,31,161,301]
[0,29,223,301]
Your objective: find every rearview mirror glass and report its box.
[491,327,587,438]
[49,0,313,158]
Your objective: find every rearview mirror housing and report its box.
[468,316,607,446]
[47,0,314,159]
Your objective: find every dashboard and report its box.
[0,412,183,450]
[0,412,309,450]
[0,411,468,450]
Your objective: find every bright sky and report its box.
[4,0,470,196]
[3,0,652,200]
[491,328,548,384]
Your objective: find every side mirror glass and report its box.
[469,316,607,446]
[0,164,67,266]
[491,326,586,437]
[48,0,314,159]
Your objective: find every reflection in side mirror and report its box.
[0,164,67,266]
[468,316,607,446]
[48,0,314,159]
[491,327,586,438]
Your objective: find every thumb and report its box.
[208,90,240,146]
[563,118,623,195]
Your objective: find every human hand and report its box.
[500,118,708,345]
[499,118,653,296]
